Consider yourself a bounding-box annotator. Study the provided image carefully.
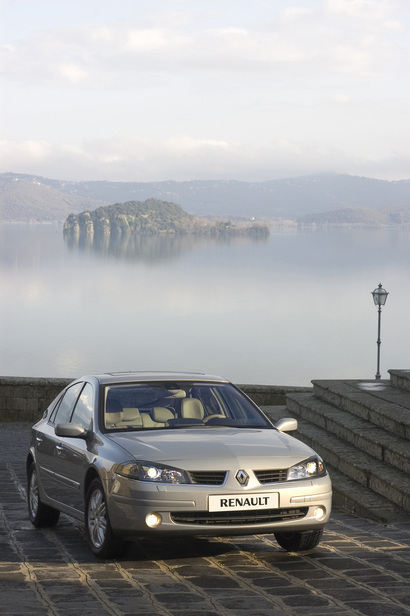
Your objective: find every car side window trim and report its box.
[71,382,94,432]
[49,382,85,426]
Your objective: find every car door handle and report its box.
[36,436,43,445]
[56,444,64,454]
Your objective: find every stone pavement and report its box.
[1,423,410,616]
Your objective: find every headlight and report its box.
[115,461,189,484]
[287,456,326,481]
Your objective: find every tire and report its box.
[85,478,129,559]
[27,463,60,528]
[274,529,323,552]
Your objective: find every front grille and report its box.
[188,471,227,485]
[254,469,288,484]
[171,508,308,526]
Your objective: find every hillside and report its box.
[1,171,410,223]
[0,174,104,222]
[298,206,410,226]
[64,200,270,237]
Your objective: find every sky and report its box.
[0,0,409,183]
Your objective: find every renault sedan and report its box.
[26,372,332,558]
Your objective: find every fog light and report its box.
[314,506,326,521]
[145,513,162,528]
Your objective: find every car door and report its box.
[35,381,85,503]
[52,382,95,513]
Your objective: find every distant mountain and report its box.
[1,171,410,223]
[0,173,105,222]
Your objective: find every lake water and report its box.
[1,223,409,387]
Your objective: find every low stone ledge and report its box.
[0,376,72,422]
[238,384,313,406]
[0,376,312,422]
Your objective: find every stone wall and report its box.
[0,377,72,422]
[0,376,312,422]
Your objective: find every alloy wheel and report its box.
[29,468,39,519]
[87,488,107,549]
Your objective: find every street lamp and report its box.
[371,283,389,380]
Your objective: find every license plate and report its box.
[208,492,278,512]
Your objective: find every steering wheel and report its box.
[203,414,226,423]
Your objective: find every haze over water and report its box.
[1,223,409,387]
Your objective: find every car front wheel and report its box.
[27,463,60,527]
[85,478,128,559]
[274,529,323,552]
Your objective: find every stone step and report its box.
[294,417,410,515]
[325,465,410,523]
[286,392,410,474]
[262,406,410,520]
[311,379,410,439]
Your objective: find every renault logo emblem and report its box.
[236,470,249,486]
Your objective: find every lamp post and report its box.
[371,283,389,380]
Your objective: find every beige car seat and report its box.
[105,399,123,427]
[180,398,204,420]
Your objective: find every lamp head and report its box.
[372,283,388,307]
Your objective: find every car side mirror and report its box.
[274,418,298,432]
[55,423,88,439]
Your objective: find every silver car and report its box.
[27,372,332,558]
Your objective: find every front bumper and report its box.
[107,472,332,538]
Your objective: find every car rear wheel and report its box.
[85,478,129,559]
[274,529,323,552]
[27,463,60,527]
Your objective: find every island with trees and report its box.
[63,199,270,237]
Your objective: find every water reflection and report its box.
[2,223,410,385]
[63,229,269,262]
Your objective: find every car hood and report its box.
[109,428,316,469]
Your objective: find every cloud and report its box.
[59,63,88,83]
[327,0,401,25]
[0,140,53,164]
[1,134,408,182]
[1,1,406,87]
[1,0,409,182]
[125,28,175,51]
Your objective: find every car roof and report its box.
[78,371,230,386]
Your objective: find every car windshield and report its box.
[102,381,271,431]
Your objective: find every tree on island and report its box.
[64,199,270,238]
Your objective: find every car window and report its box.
[192,384,268,425]
[50,382,84,425]
[71,382,94,431]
